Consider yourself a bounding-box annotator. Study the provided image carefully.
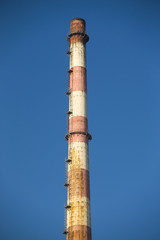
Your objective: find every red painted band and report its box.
[68,169,90,199]
[70,35,86,44]
[67,225,91,240]
[69,116,88,133]
[70,19,85,34]
[69,67,87,93]
[68,134,88,144]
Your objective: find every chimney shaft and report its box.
[64,18,92,240]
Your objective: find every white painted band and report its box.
[67,196,91,228]
[70,42,86,68]
[68,142,89,171]
[69,91,87,118]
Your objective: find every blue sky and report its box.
[0,0,160,239]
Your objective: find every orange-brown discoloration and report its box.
[68,169,90,199]
[67,225,91,240]
[70,35,86,44]
[68,142,89,171]
[70,19,86,34]
[67,196,91,227]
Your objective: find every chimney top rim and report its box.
[71,18,86,24]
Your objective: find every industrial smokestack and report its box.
[64,18,92,240]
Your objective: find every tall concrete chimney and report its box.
[64,18,92,240]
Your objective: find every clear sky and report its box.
[0,0,160,239]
